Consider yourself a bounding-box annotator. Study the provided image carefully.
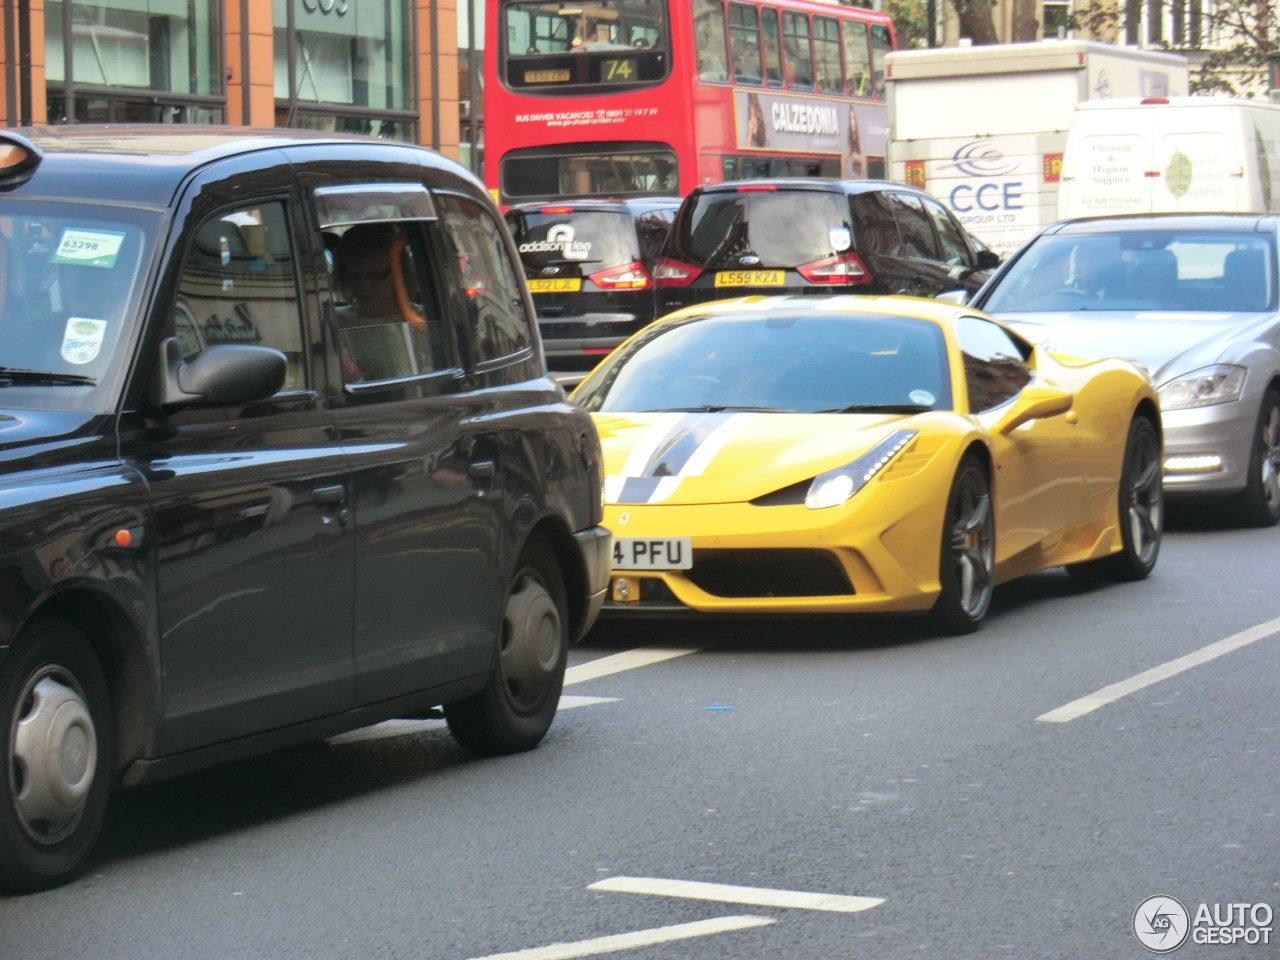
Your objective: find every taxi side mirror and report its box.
[153,336,287,409]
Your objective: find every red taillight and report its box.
[795,252,871,285]
[539,205,574,214]
[1140,97,1170,105]
[653,256,703,288]
[589,261,651,290]
[736,183,778,192]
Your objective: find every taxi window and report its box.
[436,194,533,364]
[174,202,307,393]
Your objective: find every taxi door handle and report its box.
[311,484,346,504]
[468,460,496,480]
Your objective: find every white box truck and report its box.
[885,41,1189,257]
[1057,96,1280,218]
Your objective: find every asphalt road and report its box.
[2,507,1277,960]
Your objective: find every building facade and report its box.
[1,0,464,158]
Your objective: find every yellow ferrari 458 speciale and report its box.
[570,294,1163,633]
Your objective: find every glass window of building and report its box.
[273,0,415,141]
[46,0,224,123]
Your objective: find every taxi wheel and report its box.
[1230,390,1280,527]
[445,540,568,756]
[930,456,995,635]
[1068,416,1163,581]
[0,617,113,894]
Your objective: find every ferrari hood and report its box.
[594,410,911,506]
[1001,311,1268,383]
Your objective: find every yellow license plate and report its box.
[528,277,582,293]
[715,270,784,287]
[524,69,570,83]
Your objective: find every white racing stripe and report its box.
[564,647,700,686]
[679,412,753,476]
[620,412,688,477]
[587,876,885,913]
[464,916,774,960]
[1037,614,1280,723]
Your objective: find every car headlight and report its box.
[1158,365,1246,410]
[805,430,917,510]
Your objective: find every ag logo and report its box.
[1134,896,1190,953]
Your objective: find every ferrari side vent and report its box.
[879,436,942,480]
[686,549,853,597]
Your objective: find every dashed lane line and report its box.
[463,915,774,960]
[1037,614,1280,723]
[587,876,885,913]
[563,646,701,686]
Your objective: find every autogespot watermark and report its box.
[1133,895,1274,952]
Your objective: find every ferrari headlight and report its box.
[1158,365,1246,410]
[805,430,917,510]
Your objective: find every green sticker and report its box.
[1165,151,1193,200]
[53,229,126,268]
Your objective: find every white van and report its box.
[885,41,1189,257]
[1057,96,1280,218]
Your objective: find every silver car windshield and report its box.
[983,231,1277,314]
[0,200,156,411]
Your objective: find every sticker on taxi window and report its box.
[829,227,851,252]
[61,317,107,365]
[53,229,126,268]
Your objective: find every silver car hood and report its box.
[999,310,1272,385]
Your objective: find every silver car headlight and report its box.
[1158,365,1246,410]
[805,430,917,510]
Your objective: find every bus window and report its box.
[870,23,893,98]
[813,16,843,94]
[500,146,679,201]
[761,8,783,86]
[842,20,872,98]
[729,3,763,86]
[694,0,729,82]
[500,0,669,90]
[781,12,814,90]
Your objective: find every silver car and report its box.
[966,213,1280,526]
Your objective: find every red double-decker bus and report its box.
[484,0,896,205]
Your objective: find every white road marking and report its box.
[464,916,774,960]
[563,647,700,686]
[587,876,885,913]
[1037,614,1280,723]
[327,695,617,745]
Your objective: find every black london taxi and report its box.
[0,126,610,893]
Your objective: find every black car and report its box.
[504,197,679,374]
[0,126,610,894]
[654,178,1001,314]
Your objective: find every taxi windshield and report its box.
[0,200,156,411]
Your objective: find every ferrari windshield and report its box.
[982,230,1278,314]
[0,199,156,411]
[574,309,952,413]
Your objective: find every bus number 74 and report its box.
[603,58,635,82]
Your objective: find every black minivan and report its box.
[0,126,610,894]
[655,179,1001,315]
[505,197,679,374]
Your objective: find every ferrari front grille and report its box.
[685,549,853,598]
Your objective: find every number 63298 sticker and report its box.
[53,229,126,268]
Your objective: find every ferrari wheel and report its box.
[1069,416,1163,582]
[445,539,568,757]
[930,456,995,635]
[1229,390,1280,527]
[0,617,113,894]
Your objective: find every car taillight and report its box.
[590,261,651,290]
[796,252,871,285]
[736,183,778,192]
[653,256,703,288]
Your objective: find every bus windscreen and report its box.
[502,0,669,91]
